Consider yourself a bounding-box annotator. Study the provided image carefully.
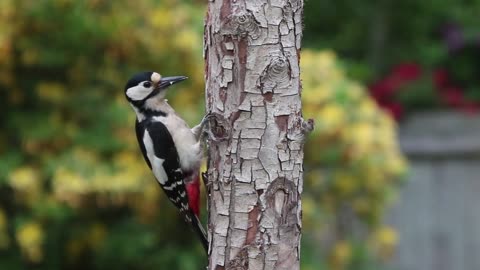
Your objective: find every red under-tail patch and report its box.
[186,174,200,216]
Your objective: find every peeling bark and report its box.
[204,1,305,269]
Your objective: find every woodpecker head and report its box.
[124,71,187,111]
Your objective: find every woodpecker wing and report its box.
[135,119,190,213]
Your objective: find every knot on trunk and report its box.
[222,10,260,39]
[265,177,298,224]
[258,55,291,94]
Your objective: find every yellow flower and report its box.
[330,240,352,268]
[306,169,324,189]
[174,29,200,52]
[317,50,337,67]
[8,166,41,193]
[16,222,44,263]
[113,151,138,168]
[346,83,364,101]
[375,226,398,247]
[372,226,398,260]
[363,171,384,192]
[385,155,408,177]
[301,49,342,87]
[149,8,173,29]
[357,99,378,120]
[0,0,14,18]
[302,196,315,218]
[317,103,346,131]
[36,82,67,103]
[302,85,332,105]
[132,181,161,223]
[352,197,370,215]
[72,148,99,165]
[333,172,357,196]
[87,223,107,250]
[0,209,7,230]
[0,208,9,249]
[375,128,396,149]
[52,167,90,198]
[346,122,374,148]
[109,171,142,192]
[21,49,38,66]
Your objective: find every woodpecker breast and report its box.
[153,113,202,174]
[133,98,202,175]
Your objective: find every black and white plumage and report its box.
[124,71,208,252]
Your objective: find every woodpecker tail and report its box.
[189,212,208,253]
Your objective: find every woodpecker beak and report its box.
[158,76,188,90]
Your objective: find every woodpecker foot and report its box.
[193,113,216,140]
[201,172,209,187]
[203,112,229,142]
[289,117,315,142]
[302,118,315,134]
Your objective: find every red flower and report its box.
[440,87,464,106]
[386,102,404,120]
[434,69,480,113]
[368,59,480,121]
[376,99,404,120]
[369,63,422,120]
[370,63,422,100]
[370,79,397,99]
[459,102,480,114]
[391,63,422,81]
[433,69,449,89]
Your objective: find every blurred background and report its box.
[0,0,478,269]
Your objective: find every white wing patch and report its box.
[126,84,152,101]
[143,130,168,184]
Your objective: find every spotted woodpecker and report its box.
[124,71,208,252]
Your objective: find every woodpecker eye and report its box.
[143,81,152,88]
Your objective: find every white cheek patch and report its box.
[126,85,152,101]
[151,72,161,84]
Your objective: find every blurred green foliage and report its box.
[0,0,406,269]
[0,0,206,269]
[304,0,480,80]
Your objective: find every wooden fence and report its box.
[388,111,480,270]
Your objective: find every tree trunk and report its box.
[204,0,306,269]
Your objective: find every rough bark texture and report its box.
[204,0,305,269]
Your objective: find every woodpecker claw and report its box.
[201,172,209,187]
[302,118,315,134]
[202,112,229,142]
[202,112,216,123]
